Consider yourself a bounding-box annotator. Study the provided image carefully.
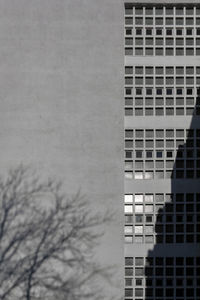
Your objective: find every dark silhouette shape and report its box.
[145,100,200,299]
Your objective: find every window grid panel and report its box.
[124,193,200,244]
[125,66,200,117]
[125,5,200,56]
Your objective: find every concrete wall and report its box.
[0,1,124,298]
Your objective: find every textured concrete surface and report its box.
[0,0,124,298]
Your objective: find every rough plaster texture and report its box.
[0,0,124,297]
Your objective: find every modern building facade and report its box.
[124,1,200,299]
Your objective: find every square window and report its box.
[186,18,193,25]
[124,194,133,203]
[157,89,162,95]
[176,38,184,45]
[125,48,133,56]
[136,28,142,35]
[176,48,184,55]
[125,257,133,266]
[125,66,133,74]
[135,215,143,223]
[125,129,133,138]
[135,225,143,234]
[167,88,173,95]
[145,130,154,138]
[124,205,133,213]
[156,108,164,116]
[135,17,143,25]
[166,29,173,35]
[136,151,143,158]
[156,67,163,75]
[187,88,193,95]
[135,8,143,15]
[135,205,143,213]
[145,171,153,179]
[145,17,153,25]
[145,204,153,213]
[145,38,153,45]
[125,8,132,15]
[166,18,173,25]
[156,151,163,158]
[125,38,133,46]
[156,77,164,85]
[166,8,173,15]
[156,38,163,45]
[125,288,133,297]
[135,279,142,286]
[176,18,183,25]
[187,29,193,35]
[126,29,132,35]
[166,48,174,56]
[125,215,133,223]
[145,77,153,85]
[146,28,152,35]
[156,29,162,35]
[156,8,163,15]
[186,8,193,15]
[135,66,143,74]
[125,108,133,116]
[135,48,143,55]
[176,29,183,35]
[125,278,132,286]
[125,18,133,25]
[145,194,153,202]
[125,151,132,158]
[166,67,174,74]
[145,235,153,243]
[135,38,143,45]
[145,8,153,15]
[125,171,133,179]
[135,194,143,203]
[186,48,194,56]
[145,66,153,74]
[146,215,153,222]
[125,268,133,276]
[135,236,143,243]
[177,88,183,95]
[156,48,163,56]
[125,140,133,148]
[146,88,152,95]
[176,8,183,15]
[145,48,153,55]
[146,151,153,158]
[186,38,194,45]
[166,38,174,46]
[125,226,133,234]
[136,88,142,95]
[126,88,132,95]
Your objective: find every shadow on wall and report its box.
[145,91,200,299]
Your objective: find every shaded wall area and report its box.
[145,101,200,299]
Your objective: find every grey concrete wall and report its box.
[0,1,124,298]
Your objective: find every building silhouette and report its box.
[124,1,200,300]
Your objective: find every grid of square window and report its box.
[125,5,200,56]
[125,128,200,179]
[125,256,200,300]
[124,193,200,244]
[125,66,200,116]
